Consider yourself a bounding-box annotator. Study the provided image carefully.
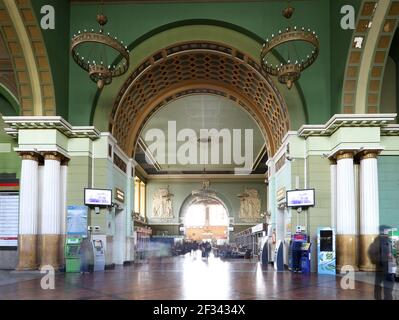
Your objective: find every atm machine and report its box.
[317,228,336,275]
[65,237,83,273]
[91,235,106,272]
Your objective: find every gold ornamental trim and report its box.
[42,152,64,162]
[359,151,379,160]
[19,152,40,162]
[336,152,354,161]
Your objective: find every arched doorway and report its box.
[180,189,231,245]
[184,199,229,244]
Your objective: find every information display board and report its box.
[84,189,112,207]
[0,192,19,247]
[286,189,315,208]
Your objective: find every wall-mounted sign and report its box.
[0,192,19,247]
[84,188,112,207]
[276,187,286,202]
[115,188,125,203]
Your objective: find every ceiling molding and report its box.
[298,113,397,137]
[145,173,266,182]
[2,116,101,139]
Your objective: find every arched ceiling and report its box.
[342,0,399,114]
[92,24,307,133]
[0,0,56,116]
[137,94,266,174]
[110,41,290,158]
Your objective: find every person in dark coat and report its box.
[369,226,394,300]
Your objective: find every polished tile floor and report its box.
[0,252,397,300]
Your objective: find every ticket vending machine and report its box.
[300,243,312,274]
[317,228,336,275]
[387,229,399,281]
[274,240,284,271]
[65,237,83,273]
[290,232,308,273]
[91,235,106,272]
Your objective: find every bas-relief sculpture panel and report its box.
[152,187,174,221]
[237,188,262,222]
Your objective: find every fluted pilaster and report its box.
[336,152,358,271]
[359,152,380,271]
[17,153,39,271]
[39,153,62,270]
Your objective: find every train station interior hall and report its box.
[0,0,399,300]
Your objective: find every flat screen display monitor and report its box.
[320,230,333,252]
[286,189,315,208]
[84,189,112,207]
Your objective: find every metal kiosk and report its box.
[65,237,83,273]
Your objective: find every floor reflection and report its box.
[182,251,232,299]
[0,253,394,300]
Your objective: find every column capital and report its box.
[359,151,379,160]
[61,158,70,166]
[18,151,40,162]
[329,158,337,165]
[42,151,69,163]
[335,151,355,161]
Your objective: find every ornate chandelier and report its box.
[261,3,320,89]
[71,9,130,90]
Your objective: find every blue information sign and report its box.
[67,206,88,237]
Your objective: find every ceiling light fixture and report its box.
[260,1,320,89]
[70,3,130,90]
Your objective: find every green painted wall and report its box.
[378,156,399,230]
[32,0,70,118]
[0,91,17,116]
[67,156,92,206]
[69,0,334,127]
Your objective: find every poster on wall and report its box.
[0,192,19,247]
[67,206,88,237]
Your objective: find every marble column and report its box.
[359,152,380,271]
[58,159,69,269]
[39,152,62,270]
[17,153,40,271]
[336,152,358,271]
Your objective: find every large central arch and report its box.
[110,41,290,158]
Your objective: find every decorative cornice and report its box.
[329,146,384,161]
[298,114,397,138]
[2,116,101,140]
[381,124,399,136]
